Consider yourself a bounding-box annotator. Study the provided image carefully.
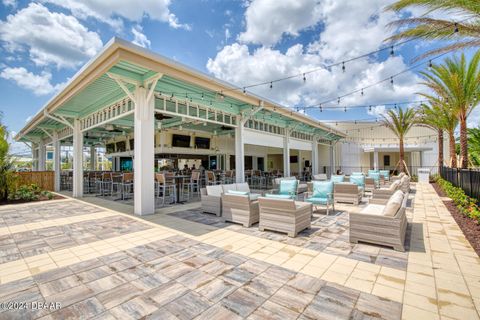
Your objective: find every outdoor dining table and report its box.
[170,175,190,204]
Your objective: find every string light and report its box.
[344,106,347,112]
[390,77,394,85]
[303,73,306,82]
[155,19,469,100]
[337,97,341,104]
[361,88,364,96]
[319,105,323,112]
[243,87,246,94]
[270,82,273,89]
[428,60,433,70]
[390,46,394,56]
[454,22,459,33]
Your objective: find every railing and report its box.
[323,166,440,177]
[440,166,480,202]
[15,171,54,191]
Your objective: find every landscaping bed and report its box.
[432,182,480,257]
[1,193,64,205]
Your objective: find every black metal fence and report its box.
[440,166,480,202]
[323,166,440,177]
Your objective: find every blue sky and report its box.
[0,0,477,154]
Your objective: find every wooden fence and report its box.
[15,171,54,191]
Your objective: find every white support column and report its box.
[72,119,84,198]
[329,142,334,177]
[235,116,245,183]
[134,86,155,215]
[311,138,318,175]
[373,151,379,170]
[283,129,290,177]
[31,143,38,171]
[53,132,61,192]
[90,146,96,171]
[38,140,46,171]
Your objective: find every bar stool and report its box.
[155,173,176,206]
[121,172,134,200]
[206,171,219,185]
[183,171,201,200]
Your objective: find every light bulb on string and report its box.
[303,73,306,83]
[369,105,372,112]
[390,46,394,56]
[344,106,347,112]
[428,60,433,70]
[337,97,341,104]
[269,82,273,89]
[243,87,246,95]
[342,62,345,73]
[319,105,323,112]
[201,93,204,100]
[361,88,364,96]
[390,77,394,85]
[454,22,459,33]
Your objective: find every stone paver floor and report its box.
[0,183,479,319]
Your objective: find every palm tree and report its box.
[385,0,480,60]
[467,126,480,166]
[381,108,418,173]
[0,113,14,202]
[420,100,458,169]
[419,52,480,168]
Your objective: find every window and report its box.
[384,155,390,166]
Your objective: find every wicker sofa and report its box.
[349,190,408,251]
[221,193,259,227]
[201,182,258,216]
[334,182,363,205]
[258,197,312,237]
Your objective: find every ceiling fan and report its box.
[155,113,173,121]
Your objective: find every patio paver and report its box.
[0,182,478,319]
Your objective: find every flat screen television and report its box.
[195,137,210,149]
[120,157,133,171]
[172,134,190,148]
[106,143,115,154]
[116,141,126,152]
[129,139,134,150]
[290,155,298,163]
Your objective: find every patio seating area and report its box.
[1,180,479,319]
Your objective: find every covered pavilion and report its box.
[14,37,345,215]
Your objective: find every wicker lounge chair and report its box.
[273,177,307,195]
[369,180,402,204]
[400,175,411,193]
[334,182,362,205]
[258,197,312,237]
[349,190,408,251]
[201,185,223,216]
[221,193,259,227]
[313,174,328,181]
[364,177,376,193]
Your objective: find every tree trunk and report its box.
[399,136,405,173]
[437,129,444,173]
[448,129,457,168]
[459,112,469,169]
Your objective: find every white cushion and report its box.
[222,184,237,193]
[360,204,385,215]
[389,180,400,191]
[382,190,404,217]
[206,185,223,197]
[236,183,250,193]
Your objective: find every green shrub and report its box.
[436,178,480,222]
[8,183,52,202]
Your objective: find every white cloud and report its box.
[41,0,190,31]
[207,0,421,111]
[2,0,16,8]
[0,3,103,69]
[367,105,386,117]
[131,25,151,48]
[0,67,66,96]
[238,0,322,46]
